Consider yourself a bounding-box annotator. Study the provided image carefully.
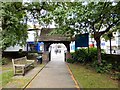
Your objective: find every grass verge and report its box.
[0,70,14,87]
[68,63,118,88]
[1,63,46,88]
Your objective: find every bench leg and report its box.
[22,67,25,76]
[13,66,16,75]
[33,63,35,68]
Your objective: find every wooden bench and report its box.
[12,56,35,76]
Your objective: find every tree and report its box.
[24,2,56,42]
[1,2,28,50]
[1,2,56,51]
[47,2,120,64]
[82,2,120,64]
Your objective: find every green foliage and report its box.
[27,53,38,60]
[75,48,88,63]
[48,2,120,63]
[1,2,60,50]
[0,57,10,65]
[71,48,98,63]
[71,48,119,74]
[66,58,74,63]
[1,2,28,50]
[91,60,112,73]
[102,32,114,41]
[102,54,120,71]
[88,48,98,62]
[93,54,120,74]
[1,2,120,64]
[50,2,120,36]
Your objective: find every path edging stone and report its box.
[66,63,83,90]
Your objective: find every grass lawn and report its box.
[0,62,46,88]
[4,78,30,88]
[0,70,14,87]
[68,63,119,88]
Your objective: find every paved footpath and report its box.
[26,52,77,88]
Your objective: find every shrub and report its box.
[67,58,75,63]
[91,60,112,73]
[0,57,10,65]
[71,48,98,63]
[72,48,88,63]
[27,53,38,59]
[71,51,78,62]
[87,48,98,62]
[71,52,78,63]
[102,54,120,71]
[69,47,119,81]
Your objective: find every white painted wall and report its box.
[4,30,35,52]
[70,41,75,53]
[105,31,120,54]
[27,31,36,42]
[89,32,120,54]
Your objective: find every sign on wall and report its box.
[75,33,89,49]
[27,42,44,52]
[70,41,75,52]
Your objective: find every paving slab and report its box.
[26,52,77,89]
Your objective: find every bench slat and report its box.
[12,56,35,75]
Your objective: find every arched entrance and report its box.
[44,41,70,52]
[37,28,72,62]
[49,43,67,62]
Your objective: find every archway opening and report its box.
[48,43,67,62]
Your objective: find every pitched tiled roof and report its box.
[39,28,70,41]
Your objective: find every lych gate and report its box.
[42,41,70,52]
[38,28,71,52]
[27,28,71,60]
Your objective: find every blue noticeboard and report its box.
[27,42,41,52]
[75,33,89,49]
[36,42,40,52]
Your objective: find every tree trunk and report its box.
[95,37,102,64]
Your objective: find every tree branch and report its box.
[98,17,104,31]
[93,2,108,24]
[91,22,96,33]
[100,19,120,35]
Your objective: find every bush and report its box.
[71,48,99,63]
[27,53,38,59]
[71,48,88,63]
[102,54,120,71]
[71,47,119,75]
[78,49,88,63]
[71,52,78,62]
[91,60,112,73]
[0,57,10,65]
[67,58,75,63]
[88,48,98,62]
